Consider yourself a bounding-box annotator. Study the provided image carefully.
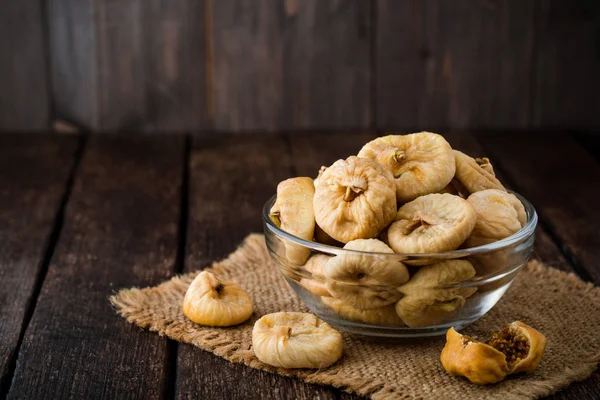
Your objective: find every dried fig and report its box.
[395,260,476,327]
[314,223,343,247]
[252,312,343,369]
[465,189,527,248]
[387,194,477,254]
[453,150,505,194]
[358,132,455,203]
[313,156,396,243]
[183,271,253,327]
[321,297,404,326]
[324,239,409,309]
[299,254,331,297]
[270,177,316,265]
[441,321,546,384]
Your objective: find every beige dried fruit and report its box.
[321,297,403,326]
[387,194,477,254]
[314,223,343,247]
[438,183,459,195]
[465,189,527,248]
[183,271,253,326]
[453,150,505,194]
[441,321,546,385]
[299,254,331,297]
[270,177,316,264]
[324,239,409,309]
[313,156,396,243]
[358,132,455,203]
[252,312,343,369]
[395,260,476,327]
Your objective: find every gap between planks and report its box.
[163,135,192,400]
[0,134,88,398]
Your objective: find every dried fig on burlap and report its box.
[323,239,409,309]
[358,132,455,203]
[395,260,477,327]
[252,312,343,369]
[441,321,546,384]
[313,156,396,243]
[387,193,477,254]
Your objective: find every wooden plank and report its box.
[48,0,98,128]
[477,133,600,284]
[7,136,184,399]
[576,133,600,163]
[532,1,600,129]
[0,1,49,130]
[0,135,78,395]
[212,0,371,131]
[376,0,535,130]
[175,135,337,399]
[48,0,210,131]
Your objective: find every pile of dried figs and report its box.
[270,132,528,328]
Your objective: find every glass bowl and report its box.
[262,192,537,338]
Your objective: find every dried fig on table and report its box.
[270,177,316,265]
[453,150,505,194]
[183,271,253,327]
[441,321,546,384]
[387,193,477,254]
[313,156,396,243]
[358,132,455,203]
[252,312,343,369]
[395,260,476,327]
[321,297,404,326]
[323,239,409,309]
[299,254,331,297]
[464,189,527,248]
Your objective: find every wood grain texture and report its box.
[376,0,535,130]
[7,136,184,399]
[49,0,210,131]
[0,135,77,394]
[212,0,371,131]
[0,1,49,130]
[532,1,600,129]
[175,134,337,399]
[477,133,600,284]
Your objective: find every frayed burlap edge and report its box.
[110,234,600,400]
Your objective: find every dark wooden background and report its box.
[1,0,599,133]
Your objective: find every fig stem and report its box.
[403,216,431,235]
[343,186,362,202]
[393,148,406,163]
[215,282,224,294]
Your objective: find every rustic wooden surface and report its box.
[48,0,211,131]
[211,0,371,131]
[3,0,594,131]
[0,0,50,130]
[0,136,78,396]
[7,136,184,398]
[376,0,535,129]
[1,131,599,400]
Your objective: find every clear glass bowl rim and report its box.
[262,191,537,260]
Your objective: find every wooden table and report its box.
[0,131,598,400]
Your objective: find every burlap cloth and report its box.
[110,234,600,400]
